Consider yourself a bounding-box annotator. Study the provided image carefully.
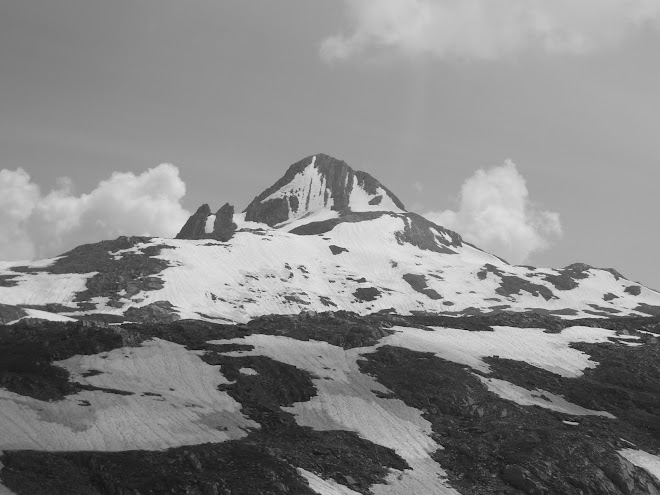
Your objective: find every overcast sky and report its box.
[1,0,659,289]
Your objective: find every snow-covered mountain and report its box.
[1,154,660,495]
[0,153,658,325]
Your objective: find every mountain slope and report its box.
[1,154,660,495]
[0,154,658,324]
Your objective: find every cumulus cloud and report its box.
[0,164,190,261]
[322,0,660,61]
[424,160,561,263]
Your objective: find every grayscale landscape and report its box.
[1,2,659,494]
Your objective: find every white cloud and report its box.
[0,164,190,261]
[424,160,561,263]
[322,0,660,61]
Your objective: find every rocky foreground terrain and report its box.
[1,311,659,495]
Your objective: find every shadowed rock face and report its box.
[243,154,406,226]
[211,203,237,242]
[176,204,211,240]
[176,203,236,242]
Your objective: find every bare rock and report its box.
[212,203,237,242]
[176,204,212,240]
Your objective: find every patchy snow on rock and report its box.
[0,339,257,451]
[277,209,340,232]
[8,308,76,325]
[238,367,258,376]
[1,202,660,321]
[262,156,335,218]
[298,469,361,495]
[619,449,660,482]
[219,335,460,495]
[204,214,216,234]
[347,175,404,213]
[476,375,615,417]
[385,325,620,377]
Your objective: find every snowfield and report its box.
[0,207,659,323]
[0,339,257,451]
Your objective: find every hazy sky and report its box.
[1,0,659,289]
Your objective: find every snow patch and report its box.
[205,215,216,234]
[8,308,76,325]
[219,335,460,494]
[477,375,615,417]
[298,469,361,495]
[347,176,404,214]
[0,339,257,451]
[0,272,94,307]
[619,449,660,482]
[238,367,258,376]
[386,325,621,377]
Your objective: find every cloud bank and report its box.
[322,0,660,61]
[0,165,190,261]
[424,160,561,263]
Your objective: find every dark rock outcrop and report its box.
[394,213,463,253]
[176,203,237,242]
[176,204,212,240]
[211,203,237,242]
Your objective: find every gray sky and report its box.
[1,0,659,289]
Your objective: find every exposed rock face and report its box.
[177,203,237,242]
[0,304,26,325]
[244,153,406,226]
[211,203,237,242]
[176,204,212,240]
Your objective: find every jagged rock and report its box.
[176,203,237,242]
[177,204,212,240]
[212,203,237,242]
[244,153,405,226]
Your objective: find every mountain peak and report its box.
[244,154,405,227]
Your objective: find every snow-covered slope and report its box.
[243,154,405,227]
[0,153,659,324]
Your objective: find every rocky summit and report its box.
[1,154,660,494]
